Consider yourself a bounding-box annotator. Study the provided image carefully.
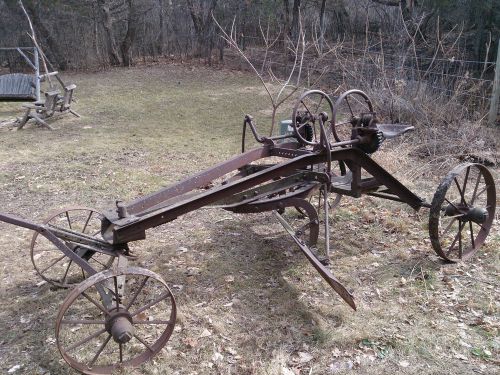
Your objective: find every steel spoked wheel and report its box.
[31,207,114,288]
[56,267,176,374]
[292,90,334,146]
[429,163,496,262]
[331,89,374,144]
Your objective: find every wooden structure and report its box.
[17,84,80,130]
[1,46,79,129]
[0,47,40,101]
[18,89,60,130]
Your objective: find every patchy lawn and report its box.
[0,63,498,375]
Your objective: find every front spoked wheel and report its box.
[55,267,176,374]
[429,163,496,262]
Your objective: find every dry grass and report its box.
[0,64,498,375]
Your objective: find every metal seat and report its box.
[377,123,414,139]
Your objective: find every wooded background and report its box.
[0,0,498,71]
[1,0,499,132]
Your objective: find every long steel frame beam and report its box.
[106,146,424,244]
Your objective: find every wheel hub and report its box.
[462,207,488,224]
[444,204,488,224]
[105,308,134,344]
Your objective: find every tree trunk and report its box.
[24,2,67,70]
[97,0,121,66]
[186,0,218,59]
[158,0,165,56]
[283,0,290,38]
[319,0,326,54]
[120,0,137,67]
[291,0,301,41]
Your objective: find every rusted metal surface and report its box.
[30,206,116,288]
[0,88,497,374]
[429,163,496,262]
[55,262,176,374]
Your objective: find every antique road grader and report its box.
[0,89,496,374]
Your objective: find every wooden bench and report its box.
[57,84,80,118]
[17,89,60,130]
[0,73,37,101]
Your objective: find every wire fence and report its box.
[229,35,496,113]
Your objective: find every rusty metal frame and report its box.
[0,88,495,374]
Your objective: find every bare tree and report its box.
[97,0,121,65]
[214,14,308,136]
[120,0,137,67]
[186,0,218,58]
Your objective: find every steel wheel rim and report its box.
[30,206,113,288]
[55,267,176,374]
[429,163,496,262]
[331,89,374,145]
[292,90,334,146]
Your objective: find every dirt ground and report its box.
[0,64,498,375]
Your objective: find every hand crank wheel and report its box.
[55,267,176,374]
[30,207,115,288]
[331,89,374,145]
[429,163,496,262]
[292,90,334,146]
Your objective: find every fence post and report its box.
[488,38,500,126]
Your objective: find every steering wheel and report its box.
[292,90,334,146]
[331,89,374,144]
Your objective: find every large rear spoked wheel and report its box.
[429,163,496,262]
[55,267,176,374]
[30,207,114,288]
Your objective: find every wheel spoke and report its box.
[61,319,105,325]
[65,328,107,353]
[91,257,107,268]
[472,221,488,232]
[469,221,475,249]
[444,198,460,211]
[82,291,110,316]
[470,173,482,205]
[65,211,72,230]
[39,254,66,275]
[89,334,112,367]
[134,334,154,352]
[453,177,466,205]
[315,95,324,113]
[61,260,73,285]
[126,276,149,310]
[132,291,170,317]
[113,276,120,309]
[296,122,309,131]
[458,221,463,258]
[132,319,171,325]
[300,100,314,118]
[462,166,470,199]
[446,221,465,256]
[82,211,94,234]
[345,97,354,117]
[472,185,488,203]
[441,217,458,237]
